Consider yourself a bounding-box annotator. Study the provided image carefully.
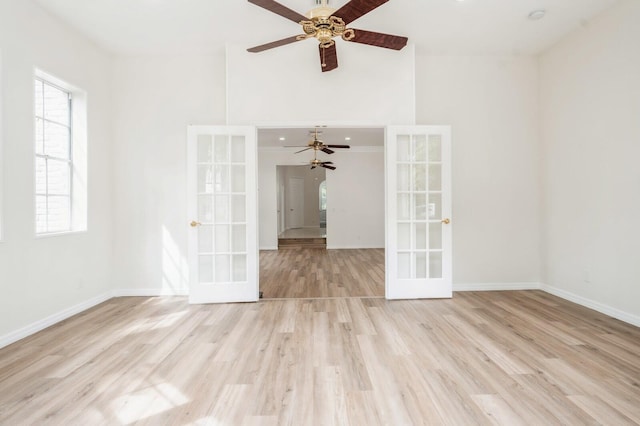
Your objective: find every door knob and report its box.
[441,218,450,224]
[190,221,202,227]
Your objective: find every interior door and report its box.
[187,126,258,303]
[386,126,452,299]
[287,177,304,229]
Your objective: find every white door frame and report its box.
[242,123,453,301]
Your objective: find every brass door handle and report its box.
[441,218,450,224]
[190,221,202,227]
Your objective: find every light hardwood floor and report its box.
[1,291,639,424]
[260,248,385,299]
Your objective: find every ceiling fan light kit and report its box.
[247,0,408,72]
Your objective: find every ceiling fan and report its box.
[307,151,336,170]
[247,0,408,72]
[288,128,351,154]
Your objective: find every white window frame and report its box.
[34,69,87,237]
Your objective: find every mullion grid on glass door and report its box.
[397,133,430,280]
[212,134,247,284]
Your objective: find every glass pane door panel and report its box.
[215,255,230,281]
[429,164,442,191]
[199,255,213,282]
[214,165,229,192]
[214,225,230,253]
[397,135,410,161]
[415,253,427,279]
[198,166,213,193]
[232,225,246,252]
[429,223,442,250]
[428,135,442,162]
[414,223,427,250]
[231,166,245,192]
[413,135,427,162]
[414,193,427,220]
[429,193,442,219]
[198,226,213,252]
[397,164,410,191]
[398,253,411,279]
[233,255,247,281]
[397,193,410,221]
[214,135,229,162]
[231,136,245,162]
[214,195,229,222]
[198,196,213,222]
[232,195,246,222]
[414,164,427,191]
[197,135,212,162]
[397,223,411,250]
[429,252,443,279]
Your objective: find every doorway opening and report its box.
[276,165,327,249]
[258,126,386,299]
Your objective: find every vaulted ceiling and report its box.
[34,0,618,56]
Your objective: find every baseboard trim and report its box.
[541,284,640,328]
[454,282,542,292]
[4,282,637,349]
[259,246,278,251]
[0,291,112,350]
[112,288,188,297]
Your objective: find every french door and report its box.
[386,126,452,299]
[187,126,258,303]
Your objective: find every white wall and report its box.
[539,0,640,323]
[0,0,113,343]
[416,55,541,286]
[259,149,384,249]
[111,55,226,294]
[226,43,415,125]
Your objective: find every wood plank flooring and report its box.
[260,248,385,299]
[1,291,639,424]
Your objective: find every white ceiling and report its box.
[258,127,384,148]
[33,0,618,56]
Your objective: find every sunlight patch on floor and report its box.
[112,382,189,424]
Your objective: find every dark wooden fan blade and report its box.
[248,0,308,23]
[311,165,316,169]
[322,164,337,170]
[332,0,389,25]
[247,35,303,53]
[321,147,335,154]
[348,28,408,50]
[295,147,312,154]
[319,44,338,72]
[326,144,351,149]
[321,161,334,164]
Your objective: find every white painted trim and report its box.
[454,282,542,292]
[541,284,640,328]
[259,246,278,251]
[112,288,189,297]
[0,291,112,349]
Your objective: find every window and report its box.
[319,180,327,211]
[34,71,87,235]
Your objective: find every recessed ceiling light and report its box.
[279,137,285,141]
[345,137,351,141]
[528,9,546,20]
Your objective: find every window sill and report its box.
[36,229,87,239]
